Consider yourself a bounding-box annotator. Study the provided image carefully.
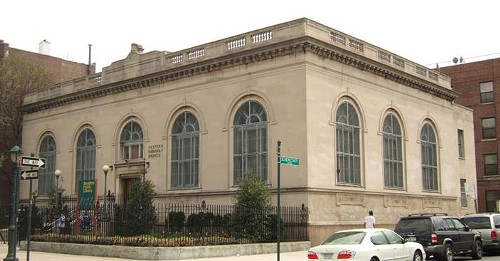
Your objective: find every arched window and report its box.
[76,128,96,183]
[233,101,268,184]
[38,135,56,195]
[120,121,143,160]
[421,123,438,191]
[336,101,361,185]
[383,114,403,188]
[171,112,200,188]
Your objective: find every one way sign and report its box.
[21,156,46,169]
[21,170,38,180]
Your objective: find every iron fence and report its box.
[17,197,308,247]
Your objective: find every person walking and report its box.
[364,210,376,228]
[58,213,66,234]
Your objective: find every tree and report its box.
[230,172,271,242]
[126,179,157,236]
[0,53,53,201]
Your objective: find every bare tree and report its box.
[0,52,53,204]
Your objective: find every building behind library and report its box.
[19,18,477,245]
[438,58,500,213]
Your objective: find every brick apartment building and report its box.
[438,58,500,212]
[0,39,94,208]
[0,40,95,85]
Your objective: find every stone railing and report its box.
[23,18,450,105]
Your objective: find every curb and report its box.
[20,241,310,260]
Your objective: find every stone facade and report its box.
[19,18,477,246]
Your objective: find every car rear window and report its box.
[322,231,366,245]
[395,218,432,235]
[461,217,491,229]
[493,215,500,227]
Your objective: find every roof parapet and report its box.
[23,18,452,108]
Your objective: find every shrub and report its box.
[126,179,156,236]
[168,211,185,233]
[230,172,271,242]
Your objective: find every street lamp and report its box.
[4,145,21,261]
[54,169,61,210]
[102,165,110,208]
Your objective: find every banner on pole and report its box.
[78,179,96,210]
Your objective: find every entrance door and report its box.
[121,177,140,206]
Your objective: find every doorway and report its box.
[121,177,140,206]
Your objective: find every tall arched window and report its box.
[171,112,200,188]
[120,121,143,160]
[76,128,96,183]
[383,114,403,188]
[421,122,438,191]
[336,101,361,185]
[38,135,56,195]
[233,101,268,184]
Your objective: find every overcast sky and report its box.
[2,0,499,72]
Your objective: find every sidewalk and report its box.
[0,243,308,261]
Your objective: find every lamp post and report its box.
[102,165,110,208]
[4,145,21,261]
[54,170,61,211]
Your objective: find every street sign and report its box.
[21,156,46,168]
[280,156,300,166]
[21,170,38,180]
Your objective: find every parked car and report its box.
[307,228,425,260]
[461,213,500,253]
[394,213,483,261]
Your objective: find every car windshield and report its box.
[461,217,491,229]
[321,231,366,245]
[395,218,432,234]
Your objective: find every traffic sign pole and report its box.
[276,140,281,261]
[27,179,33,261]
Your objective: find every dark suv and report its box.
[394,213,483,261]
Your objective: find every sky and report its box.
[2,0,499,72]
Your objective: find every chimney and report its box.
[38,39,51,55]
[0,40,9,59]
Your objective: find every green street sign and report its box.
[280,156,300,166]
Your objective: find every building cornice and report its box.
[305,39,459,101]
[21,18,458,114]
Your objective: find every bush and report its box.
[126,179,156,236]
[0,206,8,228]
[113,203,124,236]
[168,211,185,233]
[230,172,271,242]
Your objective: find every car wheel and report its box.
[440,244,453,261]
[471,240,483,259]
[369,257,378,261]
[412,250,423,261]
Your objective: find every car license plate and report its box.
[322,253,333,259]
[406,236,416,242]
